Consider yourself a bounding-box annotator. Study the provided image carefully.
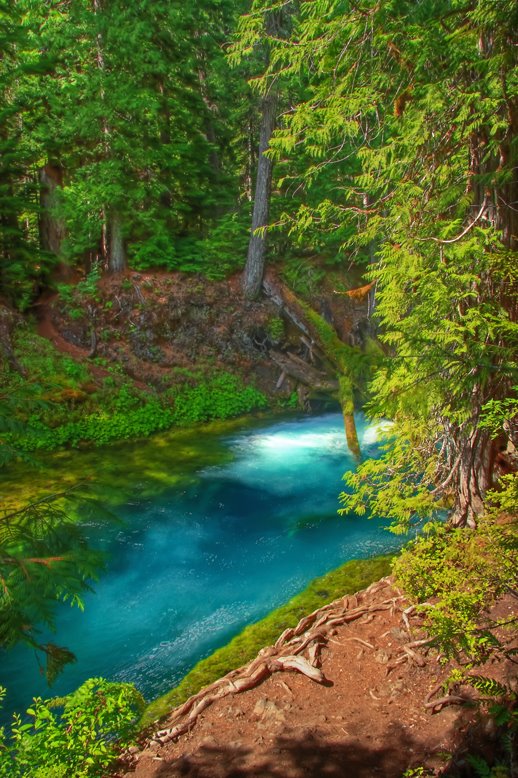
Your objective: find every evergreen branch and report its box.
[416,197,488,245]
[0,486,83,524]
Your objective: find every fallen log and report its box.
[269,350,337,391]
[262,277,311,337]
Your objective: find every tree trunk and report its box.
[39,164,66,256]
[339,375,361,460]
[449,428,494,528]
[108,212,126,273]
[242,89,277,300]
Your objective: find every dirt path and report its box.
[120,579,516,778]
[36,301,86,357]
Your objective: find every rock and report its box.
[374,649,390,665]
[253,698,286,725]
[199,736,219,748]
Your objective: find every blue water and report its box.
[0,412,400,719]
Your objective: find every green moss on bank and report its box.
[142,554,393,727]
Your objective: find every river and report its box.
[0,411,402,720]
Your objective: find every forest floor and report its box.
[119,578,517,778]
[34,268,368,404]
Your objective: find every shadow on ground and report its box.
[151,724,430,777]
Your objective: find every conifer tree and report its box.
[247,0,518,528]
[0,1,49,305]
[231,0,297,299]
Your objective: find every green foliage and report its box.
[0,491,104,678]
[278,391,298,409]
[11,328,90,391]
[57,264,101,318]
[243,0,518,527]
[170,372,268,425]
[466,756,509,778]
[197,211,251,280]
[479,389,518,439]
[392,495,517,661]
[130,210,250,279]
[143,554,393,725]
[281,257,325,297]
[461,675,517,778]
[266,314,285,343]
[466,676,509,699]
[339,422,440,534]
[10,372,267,453]
[0,0,253,295]
[299,300,372,382]
[3,324,269,453]
[0,678,145,778]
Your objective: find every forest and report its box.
[0,0,517,775]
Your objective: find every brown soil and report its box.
[120,578,517,778]
[33,269,369,401]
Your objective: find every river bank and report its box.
[1,268,369,460]
[123,577,517,778]
[0,412,403,724]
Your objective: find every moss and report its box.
[298,301,356,374]
[338,374,354,416]
[141,554,393,727]
[266,315,285,342]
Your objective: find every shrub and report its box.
[0,679,145,778]
[393,476,517,662]
[11,373,268,452]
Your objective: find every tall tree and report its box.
[249,0,517,528]
[232,1,295,300]
[0,1,48,306]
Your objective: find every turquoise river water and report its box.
[0,411,403,720]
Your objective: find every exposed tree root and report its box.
[144,577,454,749]
[424,694,470,712]
[148,577,403,746]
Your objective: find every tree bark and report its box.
[108,212,126,273]
[339,375,361,460]
[39,164,65,256]
[449,428,494,529]
[242,89,277,300]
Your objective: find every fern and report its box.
[467,676,509,699]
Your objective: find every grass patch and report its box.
[142,554,393,726]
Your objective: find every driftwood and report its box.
[147,578,408,747]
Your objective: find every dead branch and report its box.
[333,281,375,300]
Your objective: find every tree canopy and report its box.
[237,0,517,528]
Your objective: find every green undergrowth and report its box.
[393,477,518,663]
[16,375,267,452]
[3,327,268,454]
[142,554,393,727]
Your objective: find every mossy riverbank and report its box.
[142,554,393,726]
